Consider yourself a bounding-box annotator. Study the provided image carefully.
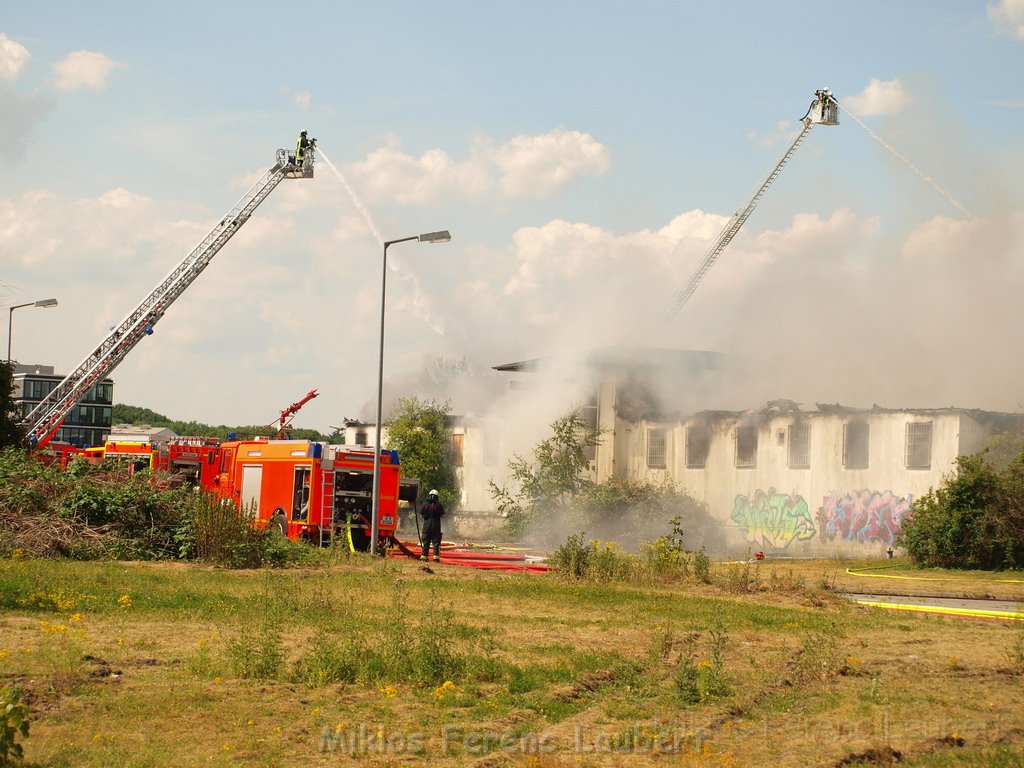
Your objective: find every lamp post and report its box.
[370,230,451,556]
[7,298,58,364]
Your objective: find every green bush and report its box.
[693,547,712,584]
[1,448,187,560]
[0,687,30,766]
[577,479,722,551]
[0,449,317,568]
[549,533,592,579]
[899,452,1024,569]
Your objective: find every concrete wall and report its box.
[623,410,992,556]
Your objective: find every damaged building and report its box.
[444,346,1022,556]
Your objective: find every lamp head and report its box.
[34,298,58,308]
[417,230,452,244]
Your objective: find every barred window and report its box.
[735,426,758,468]
[788,423,810,469]
[906,421,933,470]
[685,425,710,469]
[843,422,869,470]
[647,428,667,468]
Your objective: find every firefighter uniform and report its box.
[296,131,311,167]
[420,491,444,562]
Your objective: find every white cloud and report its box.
[52,50,123,91]
[842,78,908,116]
[746,119,796,147]
[988,0,1024,38]
[349,139,494,205]
[0,33,30,83]
[345,129,610,205]
[280,87,312,110]
[493,128,610,198]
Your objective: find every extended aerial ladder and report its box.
[20,139,317,449]
[657,89,838,325]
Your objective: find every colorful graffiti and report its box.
[820,490,912,545]
[730,488,816,549]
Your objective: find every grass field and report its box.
[1,554,1023,767]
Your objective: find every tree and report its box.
[384,397,459,509]
[0,362,24,448]
[111,403,330,442]
[899,451,1024,569]
[491,411,719,548]
[490,410,601,538]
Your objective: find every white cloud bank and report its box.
[0,33,30,82]
[842,78,908,116]
[347,128,610,205]
[52,50,123,91]
[988,0,1024,38]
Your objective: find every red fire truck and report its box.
[82,436,220,491]
[213,438,401,550]
[165,437,222,491]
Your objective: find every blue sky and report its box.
[3,1,1024,429]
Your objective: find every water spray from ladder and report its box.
[316,147,385,245]
[838,102,972,217]
[315,146,447,336]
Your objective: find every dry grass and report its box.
[1,556,1023,767]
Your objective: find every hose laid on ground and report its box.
[854,599,1024,622]
[388,535,421,560]
[846,564,1024,583]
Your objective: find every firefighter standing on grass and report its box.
[420,490,444,562]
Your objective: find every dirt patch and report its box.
[832,746,903,766]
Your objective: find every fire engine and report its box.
[165,436,221,491]
[79,435,221,491]
[213,438,401,550]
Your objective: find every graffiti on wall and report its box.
[731,488,816,549]
[820,490,913,545]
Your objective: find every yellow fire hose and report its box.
[854,599,1024,622]
[846,564,1024,583]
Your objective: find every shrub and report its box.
[0,449,189,560]
[0,687,30,765]
[693,547,711,584]
[549,533,592,579]
[673,656,701,705]
[225,624,285,680]
[899,452,1024,569]
[791,630,839,685]
[291,632,360,687]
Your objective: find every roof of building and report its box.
[107,424,178,443]
[492,345,726,373]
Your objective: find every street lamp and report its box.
[370,230,451,556]
[7,298,58,364]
